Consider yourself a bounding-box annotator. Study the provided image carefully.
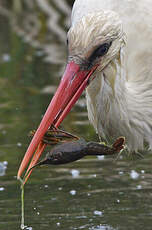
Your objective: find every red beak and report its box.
[17,61,98,183]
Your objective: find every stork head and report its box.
[68,11,125,75]
[17,10,125,182]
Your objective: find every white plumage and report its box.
[67,0,152,151]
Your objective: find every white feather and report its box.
[69,0,152,151]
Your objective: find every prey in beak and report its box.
[17,61,99,183]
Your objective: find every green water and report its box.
[0,1,152,229]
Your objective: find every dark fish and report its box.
[31,137,125,168]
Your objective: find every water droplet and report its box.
[93,210,103,216]
[70,169,80,178]
[137,185,142,190]
[2,53,11,62]
[17,142,22,147]
[97,156,105,160]
[130,170,139,179]
[70,190,76,195]
[0,187,5,191]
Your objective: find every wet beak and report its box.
[17,61,98,182]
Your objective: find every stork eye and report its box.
[88,42,112,63]
[67,38,69,46]
[96,42,112,57]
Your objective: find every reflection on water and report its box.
[1,0,152,230]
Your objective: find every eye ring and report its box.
[96,42,112,57]
[88,41,112,63]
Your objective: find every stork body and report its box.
[70,0,152,151]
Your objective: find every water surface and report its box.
[0,1,152,229]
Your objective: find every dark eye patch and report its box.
[88,41,112,63]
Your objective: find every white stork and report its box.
[18,0,152,180]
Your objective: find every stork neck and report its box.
[86,46,128,139]
[86,45,152,151]
[104,47,127,97]
[86,47,132,147]
[96,47,129,138]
